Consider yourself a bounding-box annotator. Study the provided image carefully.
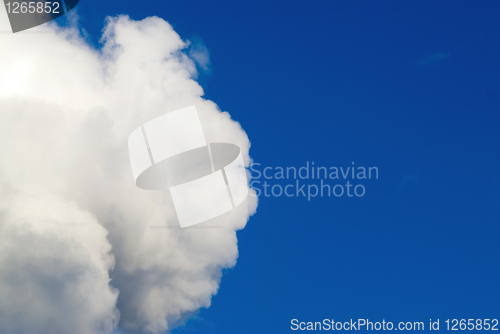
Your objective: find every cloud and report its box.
[398,174,419,189]
[0,186,119,334]
[0,14,257,334]
[418,52,451,66]
[188,35,211,73]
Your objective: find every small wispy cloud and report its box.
[399,174,419,189]
[418,52,451,66]
[188,35,211,73]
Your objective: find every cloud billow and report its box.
[0,14,256,334]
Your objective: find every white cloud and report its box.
[0,186,119,334]
[188,35,211,72]
[0,14,257,334]
[418,52,451,66]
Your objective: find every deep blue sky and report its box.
[65,1,499,332]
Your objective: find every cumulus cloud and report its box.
[0,12,256,334]
[0,185,119,334]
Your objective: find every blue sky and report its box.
[63,1,499,332]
